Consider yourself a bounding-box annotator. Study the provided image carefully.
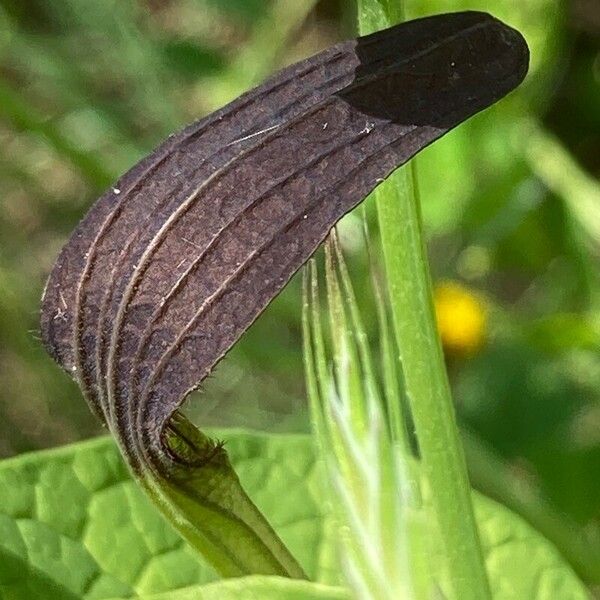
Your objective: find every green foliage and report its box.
[109,578,349,600]
[0,433,589,599]
[1,0,599,597]
[0,432,338,598]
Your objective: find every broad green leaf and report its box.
[0,431,589,599]
[106,577,348,600]
[0,432,338,600]
[474,496,588,600]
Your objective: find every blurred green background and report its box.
[0,0,599,552]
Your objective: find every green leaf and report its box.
[106,577,348,600]
[474,495,589,600]
[0,431,589,599]
[0,432,338,600]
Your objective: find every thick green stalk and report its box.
[374,161,491,600]
[357,4,491,599]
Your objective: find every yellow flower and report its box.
[434,281,487,357]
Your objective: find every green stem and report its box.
[357,5,490,599]
[374,161,491,600]
[356,6,490,595]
